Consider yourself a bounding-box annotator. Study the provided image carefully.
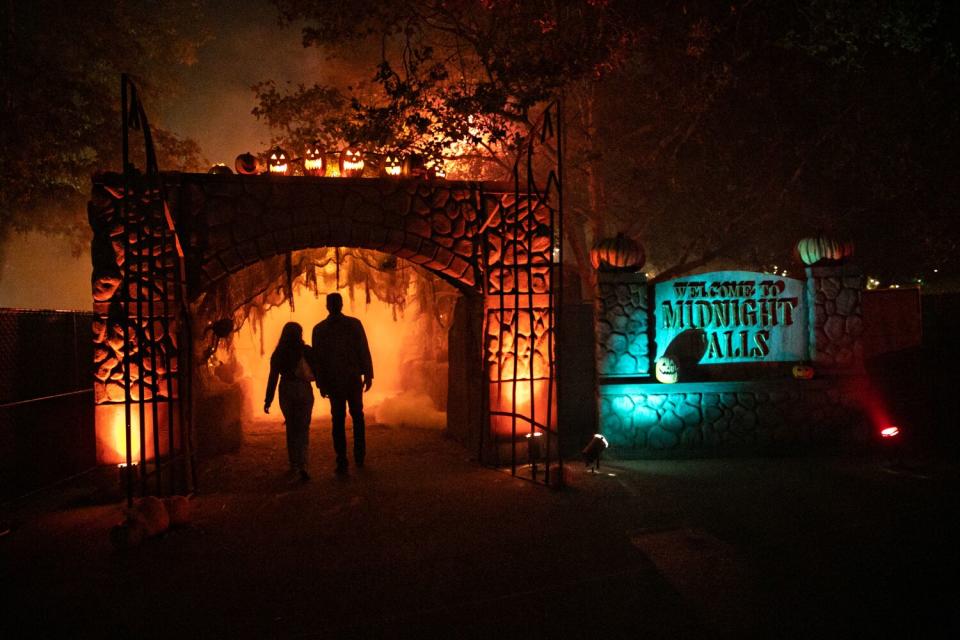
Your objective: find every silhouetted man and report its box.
[312,292,373,473]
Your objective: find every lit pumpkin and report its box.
[234,152,259,175]
[654,356,679,384]
[792,364,815,380]
[590,233,645,272]
[796,234,854,266]
[304,141,326,176]
[339,147,365,177]
[207,163,233,175]
[164,495,191,527]
[382,154,403,177]
[267,147,290,175]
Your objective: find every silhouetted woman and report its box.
[264,322,316,481]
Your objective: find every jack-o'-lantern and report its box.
[382,154,403,177]
[792,364,815,380]
[796,234,854,266]
[267,147,289,175]
[234,152,259,175]
[339,147,365,177]
[654,356,679,384]
[591,233,645,272]
[304,142,326,176]
[207,163,233,175]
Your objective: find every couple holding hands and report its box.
[264,292,373,480]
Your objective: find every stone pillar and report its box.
[806,264,865,369]
[89,173,183,466]
[481,194,558,465]
[596,272,651,378]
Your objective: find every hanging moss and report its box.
[191,247,460,356]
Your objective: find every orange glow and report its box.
[339,148,365,177]
[231,254,452,423]
[489,378,555,438]
[95,403,173,465]
[304,157,325,175]
[268,148,290,175]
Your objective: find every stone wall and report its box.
[596,264,870,456]
[600,381,869,454]
[807,264,865,369]
[596,272,650,377]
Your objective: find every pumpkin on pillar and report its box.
[796,234,854,266]
[590,232,645,272]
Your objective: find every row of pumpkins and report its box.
[590,233,854,272]
[214,146,446,179]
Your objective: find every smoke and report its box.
[0,231,90,310]
[230,263,453,429]
[375,393,446,430]
[160,0,377,166]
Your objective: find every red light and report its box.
[880,426,901,438]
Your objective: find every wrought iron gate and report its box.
[479,101,564,486]
[92,75,195,506]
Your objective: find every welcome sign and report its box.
[654,271,808,364]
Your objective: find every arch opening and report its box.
[193,247,463,450]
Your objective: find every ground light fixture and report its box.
[582,434,609,472]
[526,431,544,461]
[879,424,903,466]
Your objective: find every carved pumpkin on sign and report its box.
[303,142,326,176]
[234,152,259,175]
[590,233,645,272]
[654,356,679,384]
[339,147,365,177]
[796,234,854,266]
[267,147,289,175]
[792,365,815,380]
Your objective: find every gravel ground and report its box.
[2,417,958,638]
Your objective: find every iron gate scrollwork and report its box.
[480,101,564,485]
[90,75,195,506]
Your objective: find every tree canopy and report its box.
[0,1,209,250]
[256,0,959,287]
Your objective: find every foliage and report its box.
[0,1,209,251]
[256,0,959,285]
[257,0,636,174]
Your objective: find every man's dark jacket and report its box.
[311,313,373,392]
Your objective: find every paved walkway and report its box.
[2,418,958,638]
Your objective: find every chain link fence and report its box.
[0,309,95,501]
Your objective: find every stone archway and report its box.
[89,172,560,487]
